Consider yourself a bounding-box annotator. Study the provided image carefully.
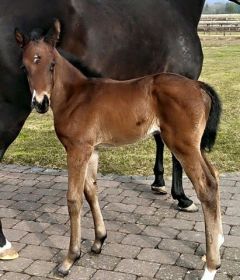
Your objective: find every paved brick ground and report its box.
[0,163,239,280]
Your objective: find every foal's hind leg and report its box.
[177,150,222,280]
[84,152,107,254]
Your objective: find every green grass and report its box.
[3,41,240,176]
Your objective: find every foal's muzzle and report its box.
[32,95,50,114]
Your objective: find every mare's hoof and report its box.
[177,202,198,212]
[0,248,19,260]
[151,185,167,195]
[91,234,107,254]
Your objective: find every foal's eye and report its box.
[50,62,56,72]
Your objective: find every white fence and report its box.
[199,14,240,34]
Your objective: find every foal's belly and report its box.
[98,117,160,148]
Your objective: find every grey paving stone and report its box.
[79,254,120,270]
[143,226,179,239]
[230,226,240,236]
[105,230,126,244]
[178,230,205,243]
[37,213,69,224]
[118,223,145,234]
[158,239,198,254]
[134,206,156,215]
[194,221,230,234]
[224,235,240,248]
[121,234,160,248]
[3,228,28,241]
[115,259,160,278]
[160,218,195,230]
[64,266,96,280]
[24,260,56,277]
[0,208,20,218]
[0,272,31,280]
[41,235,70,250]
[138,215,163,226]
[220,259,240,276]
[102,243,141,259]
[10,201,42,211]
[92,270,137,280]
[176,254,204,270]
[0,258,33,273]
[137,248,180,265]
[13,221,50,233]
[155,265,187,280]
[20,233,48,245]
[104,202,137,213]
[20,245,58,261]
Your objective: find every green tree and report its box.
[225,3,237,13]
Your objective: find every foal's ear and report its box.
[15,28,28,48]
[45,19,61,47]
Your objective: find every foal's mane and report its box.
[29,28,102,79]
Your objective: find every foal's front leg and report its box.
[57,145,93,276]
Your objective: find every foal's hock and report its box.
[16,20,222,280]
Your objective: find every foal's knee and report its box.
[67,192,83,214]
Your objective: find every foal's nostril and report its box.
[32,94,50,114]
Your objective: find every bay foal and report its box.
[16,20,223,280]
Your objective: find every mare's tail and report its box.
[199,82,222,152]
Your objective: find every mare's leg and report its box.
[151,133,167,194]
[57,144,93,276]
[178,149,222,280]
[172,155,198,212]
[84,152,107,254]
[0,220,18,260]
[152,132,198,212]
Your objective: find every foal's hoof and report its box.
[55,253,81,278]
[177,202,198,212]
[151,185,167,195]
[54,265,69,278]
[91,234,107,254]
[0,248,19,260]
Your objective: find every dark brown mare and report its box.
[15,20,222,279]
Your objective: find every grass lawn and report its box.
[3,37,240,176]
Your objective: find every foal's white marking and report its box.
[32,89,37,103]
[201,267,216,280]
[33,54,40,64]
[218,234,224,249]
[32,90,50,103]
[0,239,12,253]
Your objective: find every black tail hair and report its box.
[199,82,222,152]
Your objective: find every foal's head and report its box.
[15,20,61,113]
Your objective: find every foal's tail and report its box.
[199,82,222,152]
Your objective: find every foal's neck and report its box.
[51,50,88,114]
